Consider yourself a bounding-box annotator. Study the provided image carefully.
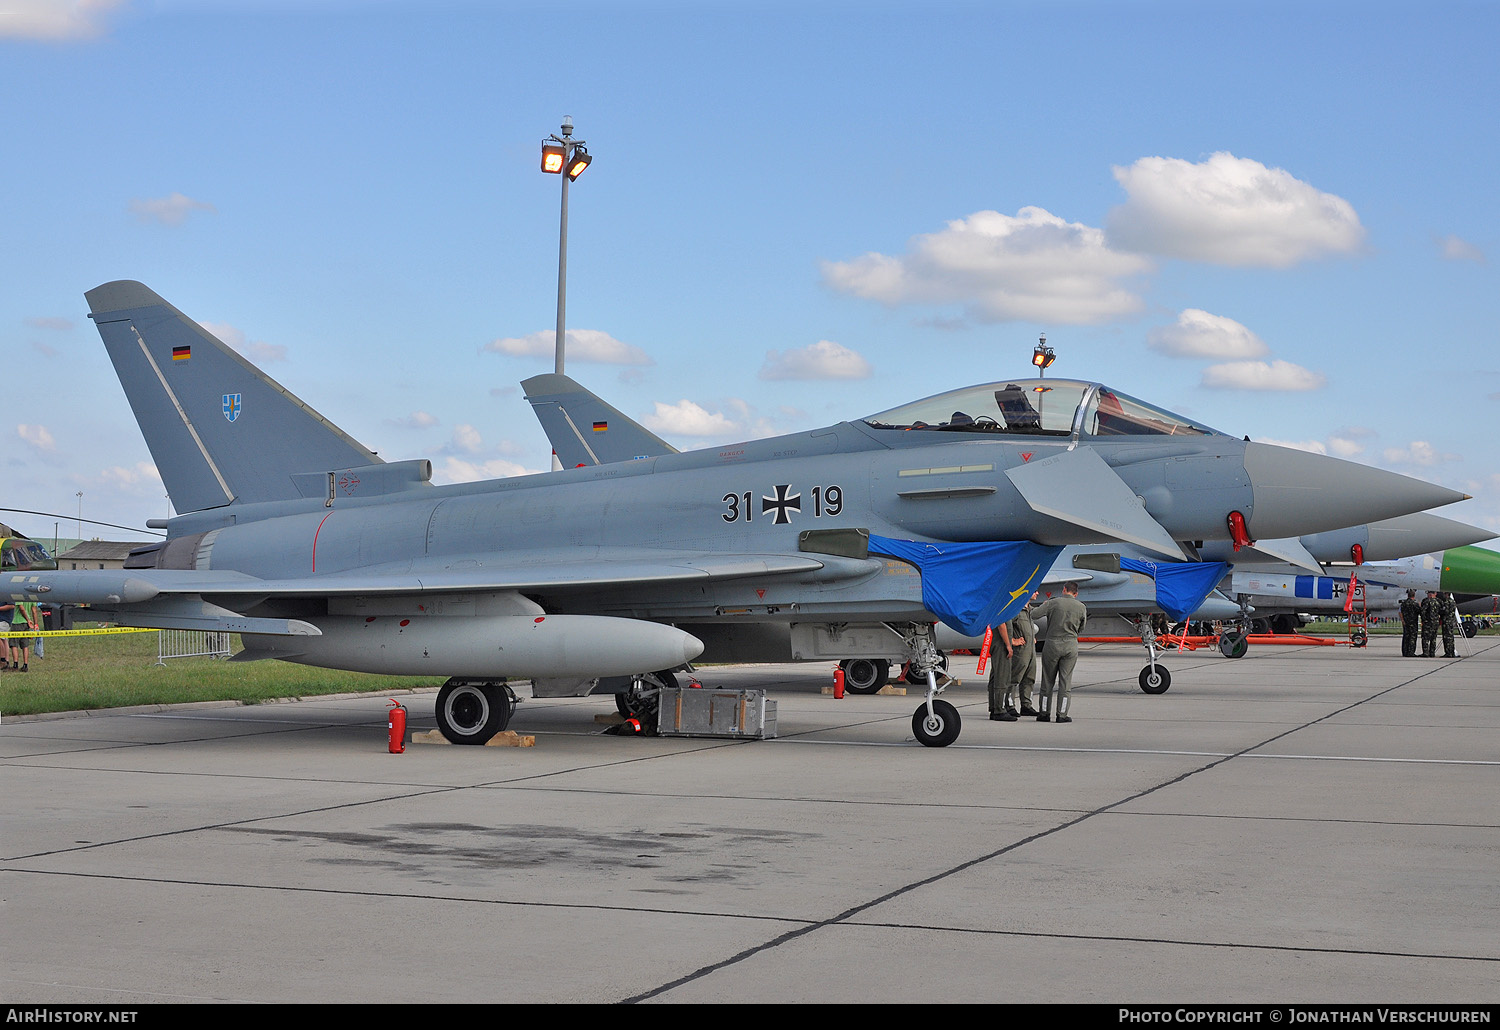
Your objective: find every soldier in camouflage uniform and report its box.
[1419,590,1442,657]
[1398,589,1422,658]
[1440,592,1460,658]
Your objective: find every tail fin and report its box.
[87,281,380,513]
[521,372,676,468]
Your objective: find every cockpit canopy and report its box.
[0,537,57,572]
[862,378,1222,439]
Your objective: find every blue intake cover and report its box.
[867,536,1063,636]
[1120,557,1229,622]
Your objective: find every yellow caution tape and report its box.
[0,627,159,638]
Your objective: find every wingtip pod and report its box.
[1243,442,1469,540]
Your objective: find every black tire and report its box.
[436,680,511,745]
[841,658,889,694]
[1218,631,1248,659]
[1350,628,1368,648]
[911,699,961,748]
[1270,614,1299,635]
[1462,619,1478,639]
[1138,665,1171,694]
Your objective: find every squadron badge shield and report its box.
[222,393,241,422]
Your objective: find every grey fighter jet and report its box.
[4,283,1470,747]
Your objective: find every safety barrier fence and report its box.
[1,626,234,663]
[156,630,233,664]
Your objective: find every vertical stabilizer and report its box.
[86,281,380,513]
[521,372,676,467]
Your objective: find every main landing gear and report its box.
[435,679,518,745]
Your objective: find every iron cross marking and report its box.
[761,484,802,525]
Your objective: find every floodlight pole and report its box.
[545,116,588,377]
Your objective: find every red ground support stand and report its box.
[1346,574,1369,647]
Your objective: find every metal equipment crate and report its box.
[657,686,777,740]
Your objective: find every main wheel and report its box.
[841,658,889,694]
[898,653,949,684]
[1138,665,1171,694]
[911,699,961,748]
[1218,631,1248,659]
[1350,627,1368,648]
[1463,619,1478,639]
[436,680,512,745]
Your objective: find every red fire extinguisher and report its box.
[387,699,407,753]
[833,665,845,699]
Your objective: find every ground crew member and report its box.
[1032,582,1087,723]
[1399,590,1422,658]
[1419,590,1442,657]
[986,621,1015,720]
[1440,592,1460,658]
[1003,595,1039,719]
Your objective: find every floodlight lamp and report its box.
[1032,340,1056,371]
[541,143,567,174]
[565,147,592,181]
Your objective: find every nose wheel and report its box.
[912,698,961,748]
[1138,665,1171,694]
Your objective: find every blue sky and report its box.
[3,0,1496,550]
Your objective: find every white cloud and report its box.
[1437,234,1485,264]
[386,411,439,430]
[642,399,741,438]
[1201,359,1327,391]
[485,328,652,366]
[99,461,163,491]
[433,457,542,484]
[1382,440,1459,467]
[1256,438,1328,455]
[759,340,872,381]
[450,424,483,454]
[1107,152,1366,267]
[131,192,217,227]
[1148,309,1268,359]
[1327,426,1375,459]
[821,207,1152,324]
[0,0,123,40]
[198,321,287,363]
[17,424,54,451]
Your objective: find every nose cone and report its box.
[1362,514,1494,562]
[1243,442,1468,540]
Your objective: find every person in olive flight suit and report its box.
[1003,595,1039,719]
[1032,582,1087,723]
[986,620,1015,720]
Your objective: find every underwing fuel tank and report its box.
[239,614,704,678]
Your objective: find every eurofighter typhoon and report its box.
[3,283,1469,746]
